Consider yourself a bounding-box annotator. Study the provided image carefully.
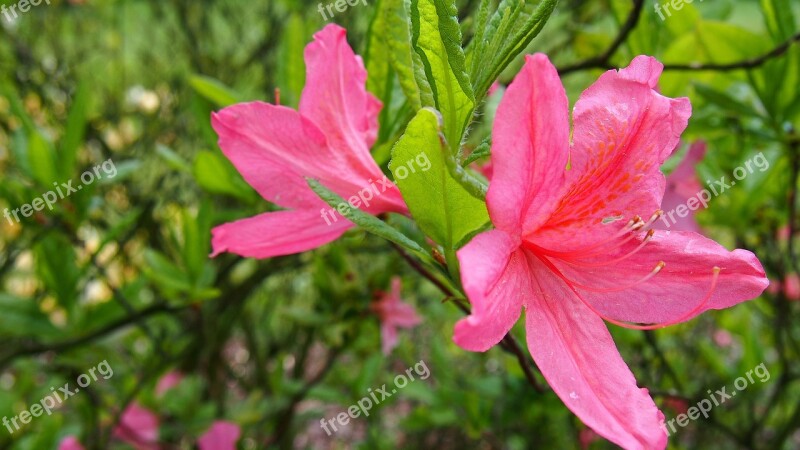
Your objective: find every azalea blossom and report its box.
[155,370,184,396]
[198,421,241,450]
[454,54,768,449]
[210,24,406,259]
[113,402,159,450]
[371,277,421,355]
[656,141,707,232]
[58,436,85,450]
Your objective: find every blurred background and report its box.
[1,0,799,448]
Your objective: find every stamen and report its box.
[555,260,666,293]
[539,253,721,331]
[528,215,642,259]
[275,88,281,106]
[566,229,656,268]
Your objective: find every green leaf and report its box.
[143,249,194,293]
[385,0,434,111]
[410,0,475,151]
[189,75,242,108]
[761,0,796,42]
[389,107,489,252]
[693,83,763,118]
[467,0,558,102]
[59,79,91,178]
[28,131,59,187]
[306,177,430,262]
[34,234,80,311]
[0,295,59,339]
[193,150,255,201]
[275,14,307,108]
[155,144,192,173]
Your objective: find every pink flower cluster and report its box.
[207,23,768,450]
[58,372,241,450]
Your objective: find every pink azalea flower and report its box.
[198,421,241,450]
[155,370,184,396]
[58,436,85,450]
[656,141,707,232]
[371,277,421,355]
[454,54,768,449]
[784,273,800,300]
[113,402,159,450]
[210,24,407,259]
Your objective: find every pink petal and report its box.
[549,230,768,325]
[299,24,384,174]
[526,262,668,450]
[784,273,800,300]
[212,102,403,212]
[380,322,399,355]
[113,402,159,450]
[372,276,421,355]
[58,436,85,450]
[454,230,527,351]
[211,208,353,259]
[533,56,692,252]
[656,141,707,232]
[198,421,241,450]
[487,54,570,234]
[155,371,184,396]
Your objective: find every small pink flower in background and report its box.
[713,329,733,347]
[371,277,421,355]
[198,421,241,450]
[454,53,767,449]
[656,141,707,232]
[662,396,689,415]
[784,273,800,300]
[155,370,184,396]
[210,24,407,259]
[487,81,503,97]
[579,427,601,449]
[58,436,85,450]
[113,402,159,450]
[767,278,781,295]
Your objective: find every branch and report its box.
[392,243,546,393]
[558,0,644,75]
[0,304,182,368]
[664,32,800,71]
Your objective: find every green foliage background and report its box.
[0,0,799,448]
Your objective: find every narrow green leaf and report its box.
[306,177,430,261]
[28,131,59,187]
[276,14,307,108]
[60,79,91,178]
[385,0,434,111]
[410,0,475,151]
[189,75,242,108]
[193,151,255,201]
[693,83,763,118]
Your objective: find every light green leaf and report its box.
[60,79,90,178]
[306,177,430,262]
[28,131,59,187]
[410,0,475,151]
[385,0,434,111]
[189,75,242,108]
[193,150,254,201]
[389,107,489,253]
